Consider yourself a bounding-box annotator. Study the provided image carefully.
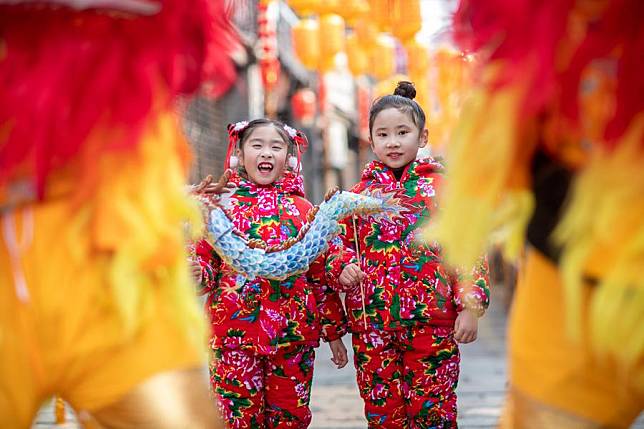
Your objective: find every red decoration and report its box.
[0,0,238,197]
[357,83,371,142]
[258,1,280,91]
[291,88,317,125]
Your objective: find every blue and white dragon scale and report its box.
[204,188,402,283]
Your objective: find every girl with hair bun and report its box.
[327,81,490,427]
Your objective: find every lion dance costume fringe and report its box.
[0,1,237,427]
[425,0,643,426]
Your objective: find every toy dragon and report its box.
[193,175,403,283]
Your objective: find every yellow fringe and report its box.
[425,81,534,269]
[554,114,644,368]
[423,53,644,378]
[67,111,205,346]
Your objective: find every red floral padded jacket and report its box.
[327,158,490,333]
[195,170,347,355]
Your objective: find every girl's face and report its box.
[369,107,428,169]
[238,125,289,185]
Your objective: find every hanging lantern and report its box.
[319,13,345,72]
[346,32,368,76]
[287,0,339,15]
[429,47,473,149]
[357,82,371,140]
[260,58,281,92]
[368,0,391,32]
[390,0,422,43]
[354,18,379,52]
[370,33,395,80]
[434,48,461,108]
[409,71,429,120]
[292,17,320,69]
[291,88,317,126]
[406,39,429,76]
[258,1,280,92]
[333,0,369,24]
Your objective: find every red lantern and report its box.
[291,88,317,126]
[258,1,280,91]
[357,83,371,141]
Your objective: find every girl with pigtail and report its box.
[192,119,348,428]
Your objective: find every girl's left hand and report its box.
[454,309,479,344]
[329,338,348,369]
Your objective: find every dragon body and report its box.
[206,189,400,282]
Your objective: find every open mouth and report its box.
[257,162,274,173]
[387,152,403,159]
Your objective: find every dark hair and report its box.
[239,118,291,147]
[368,81,426,136]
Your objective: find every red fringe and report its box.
[453,0,643,149]
[453,0,573,117]
[0,0,237,197]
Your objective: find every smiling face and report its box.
[238,124,289,185]
[370,107,428,169]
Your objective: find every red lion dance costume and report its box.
[427,0,643,427]
[0,1,236,427]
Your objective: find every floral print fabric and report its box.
[212,344,316,428]
[327,158,490,333]
[352,325,460,428]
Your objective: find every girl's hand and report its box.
[329,339,348,369]
[339,263,365,289]
[454,309,479,344]
[190,259,203,284]
[193,170,236,196]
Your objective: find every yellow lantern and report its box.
[287,0,339,15]
[429,47,473,149]
[367,0,391,32]
[406,39,429,76]
[292,17,320,69]
[370,33,395,80]
[334,0,370,24]
[354,18,379,52]
[391,0,422,43]
[319,14,346,71]
[409,71,429,119]
[346,32,368,76]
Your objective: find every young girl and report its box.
[193,119,348,429]
[327,82,490,428]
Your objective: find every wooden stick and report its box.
[55,395,65,424]
[352,215,368,330]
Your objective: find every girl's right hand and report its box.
[339,263,365,289]
[329,338,348,369]
[190,259,203,284]
[192,170,236,196]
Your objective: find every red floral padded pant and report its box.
[352,325,460,429]
[211,344,315,428]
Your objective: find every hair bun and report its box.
[393,81,416,100]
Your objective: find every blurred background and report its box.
[183,0,468,204]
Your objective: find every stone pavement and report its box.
[33,285,644,428]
